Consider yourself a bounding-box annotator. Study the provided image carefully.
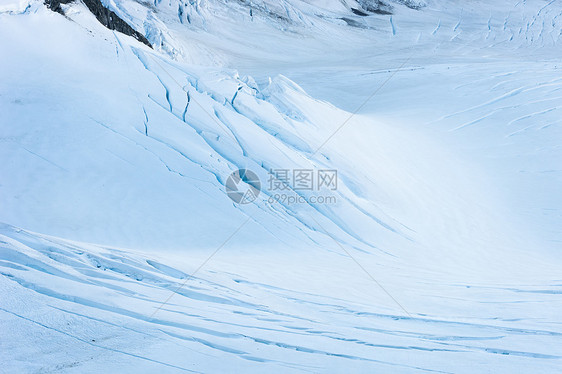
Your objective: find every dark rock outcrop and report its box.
[354,0,426,16]
[45,0,73,14]
[45,0,151,48]
[357,0,393,15]
[351,8,369,17]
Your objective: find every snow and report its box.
[1,0,561,372]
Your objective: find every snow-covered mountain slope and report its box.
[1,0,561,372]
[2,222,561,373]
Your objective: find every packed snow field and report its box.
[1,0,561,372]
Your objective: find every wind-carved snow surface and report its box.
[1,0,562,372]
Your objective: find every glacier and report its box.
[0,0,561,372]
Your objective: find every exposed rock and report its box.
[351,8,369,17]
[45,0,151,47]
[45,0,73,14]
[357,0,393,15]
[393,0,427,10]
[354,0,426,15]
